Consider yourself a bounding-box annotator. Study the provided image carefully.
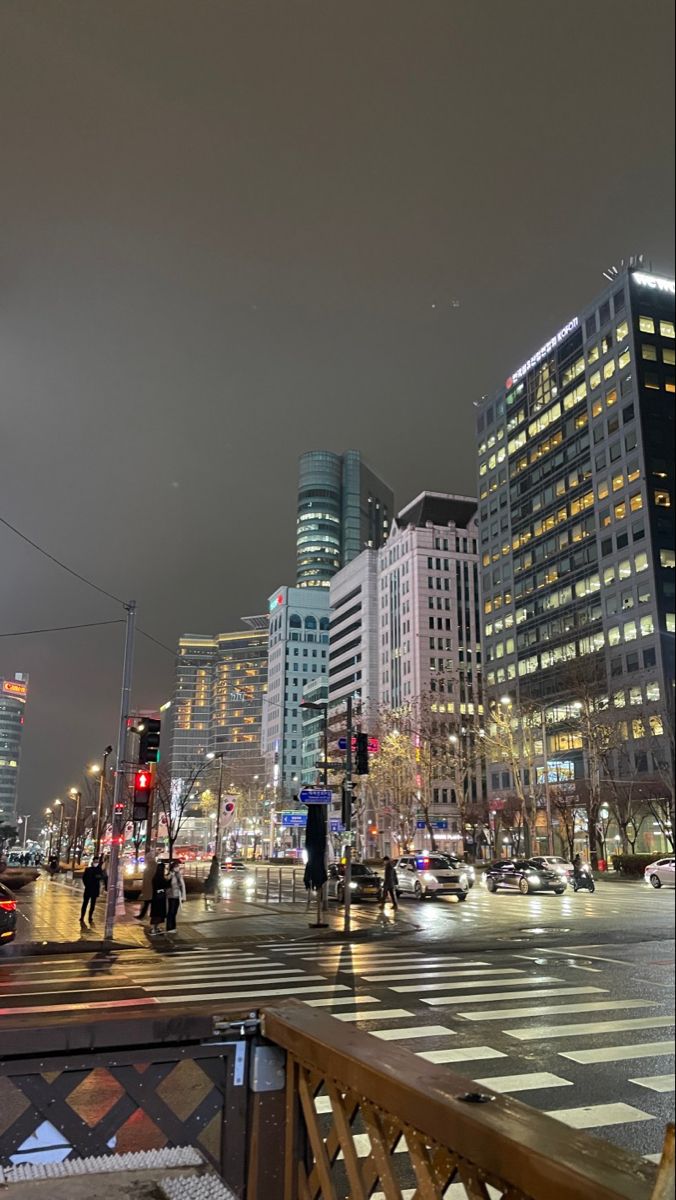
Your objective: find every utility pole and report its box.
[94,746,113,858]
[104,601,136,941]
[343,696,353,934]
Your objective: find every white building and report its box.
[262,586,330,796]
[378,493,485,847]
[328,549,380,731]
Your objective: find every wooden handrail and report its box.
[262,999,659,1200]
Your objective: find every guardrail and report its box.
[0,1000,671,1200]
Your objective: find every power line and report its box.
[137,627,177,658]
[0,514,126,607]
[0,620,123,638]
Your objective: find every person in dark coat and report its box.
[150,861,168,936]
[380,856,398,910]
[204,855,221,909]
[80,858,107,925]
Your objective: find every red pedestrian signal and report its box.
[135,770,151,791]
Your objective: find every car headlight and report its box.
[422,872,437,883]
[459,874,469,887]
[349,881,359,890]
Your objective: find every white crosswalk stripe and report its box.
[424,986,604,1006]
[459,1000,658,1022]
[561,1041,675,1064]
[161,983,351,1002]
[303,995,380,1007]
[545,1103,654,1129]
[629,1075,675,1093]
[474,1072,573,1093]
[371,1024,454,1041]
[364,966,520,982]
[393,974,559,994]
[417,1046,506,1064]
[333,1008,412,1022]
[509,1015,674,1041]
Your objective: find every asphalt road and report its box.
[0,878,673,1166]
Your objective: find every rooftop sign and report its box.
[632,271,675,295]
[2,680,27,699]
[506,317,579,388]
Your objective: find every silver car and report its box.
[394,855,469,901]
[644,857,675,889]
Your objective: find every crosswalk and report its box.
[0,936,672,1161]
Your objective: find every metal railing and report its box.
[0,999,672,1200]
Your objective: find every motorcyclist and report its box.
[572,853,583,880]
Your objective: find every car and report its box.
[327,862,382,903]
[221,857,247,873]
[530,855,574,883]
[644,857,675,889]
[0,882,17,945]
[440,854,476,887]
[394,855,470,900]
[484,859,567,895]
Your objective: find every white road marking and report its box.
[149,973,327,992]
[629,1075,675,1093]
[161,984,349,1002]
[461,1000,657,1022]
[371,1024,454,1041]
[364,966,516,982]
[645,1154,663,1164]
[509,1016,674,1041]
[546,1103,654,1129]
[333,1008,412,1023]
[303,995,380,1007]
[393,974,559,994]
[418,1046,507,1064]
[561,1041,675,1065]
[424,986,605,1007]
[474,1072,573,1093]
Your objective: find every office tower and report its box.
[328,548,380,728]
[296,450,394,588]
[0,673,28,824]
[476,265,674,827]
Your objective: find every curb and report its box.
[3,938,141,958]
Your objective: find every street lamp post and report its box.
[55,799,64,863]
[45,808,53,858]
[69,789,82,867]
[93,746,114,858]
[206,752,226,861]
[17,815,29,851]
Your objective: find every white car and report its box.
[644,857,675,889]
[394,855,469,901]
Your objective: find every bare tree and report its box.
[644,699,675,850]
[482,698,543,856]
[369,715,418,853]
[153,760,210,860]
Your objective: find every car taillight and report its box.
[0,900,16,912]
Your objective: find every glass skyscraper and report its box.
[296,450,394,588]
[0,673,28,824]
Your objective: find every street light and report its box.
[54,799,64,862]
[68,787,82,867]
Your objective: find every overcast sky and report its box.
[1,0,674,821]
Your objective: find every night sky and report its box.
[1,1,674,822]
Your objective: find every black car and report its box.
[485,859,567,895]
[327,862,382,903]
[0,882,17,945]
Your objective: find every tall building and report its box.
[261,586,330,793]
[328,548,380,728]
[378,494,485,846]
[476,266,675,801]
[170,619,268,783]
[0,673,28,824]
[296,450,394,588]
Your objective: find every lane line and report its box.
[509,1016,674,1042]
[460,1000,657,1022]
[545,1103,654,1130]
[474,1072,573,1093]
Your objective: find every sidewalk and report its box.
[6,872,418,956]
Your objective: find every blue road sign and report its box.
[416,820,426,829]
[337,737,348,750]
[435,819,449,830]
[329,818,344,833]
[299,787,333,805]
[281,812,307,828]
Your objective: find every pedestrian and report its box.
[80,857,107,926]
[48,854,59,879]
[166,859,186,934]
[203,855,220,910]
[380,856,398,910]
[149,861,168,936]
[136,852,156,921]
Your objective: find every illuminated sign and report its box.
[268,591,285,612]
[2,681,27,699]
[632,271,675,295]
[507,317,579,387]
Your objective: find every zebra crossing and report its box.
[0,936,672,1158]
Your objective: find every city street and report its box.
[0,876,673,1163]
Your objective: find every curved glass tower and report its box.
[296,450,394,588]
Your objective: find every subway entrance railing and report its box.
[0,1000,672,1199]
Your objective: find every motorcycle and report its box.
[572,865,595,893]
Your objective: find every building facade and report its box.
[0,673,28,825]
[378,494,485,849]
[296,450,394,588]
[170,619,268,784]
[328,548,380,729]
[476,266,675,828]
[261,586,330,794]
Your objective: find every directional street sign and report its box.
[299,787,333,805]
[315,761,345,771]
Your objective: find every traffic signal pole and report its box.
[104,601,136,941]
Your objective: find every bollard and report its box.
[265,867,270,902]
[278,869,283,904]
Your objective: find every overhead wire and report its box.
[0,620,123,638]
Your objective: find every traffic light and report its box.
[133,768,151,822]
[138,718,161,764]
[355,731,369,775]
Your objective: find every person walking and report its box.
[149,861,168,936]
[80,858,107,926]
[136,852,156,921]
[203,855,220,910]
[380,856,398,910]
[166,859,186,934]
